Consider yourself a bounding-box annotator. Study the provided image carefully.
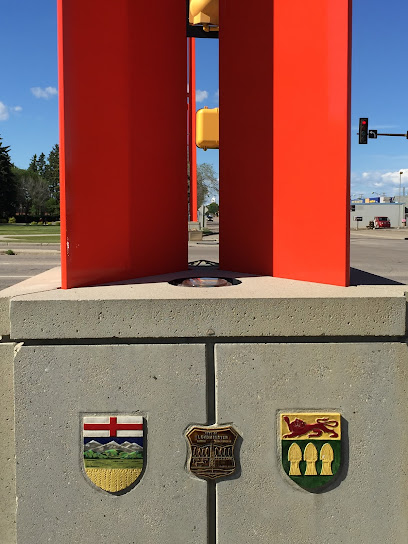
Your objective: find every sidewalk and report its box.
[351,227,408,239]
[0,241,60,254]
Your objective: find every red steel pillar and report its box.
[188,38,198,222]
[58,0,187,288]
[219,0,351,286]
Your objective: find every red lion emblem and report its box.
[283,416,339,439]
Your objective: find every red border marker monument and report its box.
[59,0,351,288]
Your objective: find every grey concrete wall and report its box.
[13,344,207,544]
[1,273,408,543]
[7,275,408,339]
[215,342,408,544]
[0,342,16,544]
[0,267,60,336]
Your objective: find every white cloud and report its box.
[0,102,9,121]
[0,102,23,121]
[196,89,208,103]
[352,168,408,198]
[31,86,58,99]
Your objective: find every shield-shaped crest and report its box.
[186,424,239,480]
[82,414,144,493]
[280,412,341,490]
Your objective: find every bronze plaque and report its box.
[186,424,239,480]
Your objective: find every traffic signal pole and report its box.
[375,133,408,137]
[188,37,198,222]
[358,118,408,142]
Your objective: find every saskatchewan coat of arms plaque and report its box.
[280,412,341,490]
[82,415,144,493]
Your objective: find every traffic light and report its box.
[369,129,377,139]
[359,118,368,144]
[189,0,219,28]
[196,107,219,150]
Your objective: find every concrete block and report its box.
[0,267,60,336]
[188,221,201,231]
[189,230,203,241]
[14,344,207,544]
[215,342,408,544]
[0,343,16,544]
[9,275,408,339]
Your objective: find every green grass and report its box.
[84,459,143,469]
[3,235,60,243]
[0,225,60,235]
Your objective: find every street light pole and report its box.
[399,171,403,228]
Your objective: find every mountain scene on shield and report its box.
[84,440,144,467]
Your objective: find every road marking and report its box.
[0,262,60,265]
[0,275,31,278]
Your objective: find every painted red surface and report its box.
[219,0,351,286]
[188,38,198,222]
[219,0,274,275]
[58,0,187,288]
[273,1,351,286]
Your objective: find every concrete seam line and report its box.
[10,335,408,347]
[205,341,217,544]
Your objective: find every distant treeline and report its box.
[0,134,59,222]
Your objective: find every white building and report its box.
[350,202,406,229]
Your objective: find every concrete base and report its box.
[1,268,408,542]
[0,343,16,544]
[188,221,200,231]
[188,229,203,241]
[216,342,408,543]
[14,344,207,544]
[188,221,203,241]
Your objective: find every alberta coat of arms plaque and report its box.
[82,414,144,493]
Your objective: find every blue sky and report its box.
[1,1,408,197]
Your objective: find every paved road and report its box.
[188,225,408,286]
[1,224,408,291]
[350,235,408,285]
[0,251,60,291]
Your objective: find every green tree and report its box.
[206,202,219,215]
[28,153,38,173]
[188,162,219,209]
[197,163,218,208]
[13,167,50,219]
[37,152,47,178]
[44,144,59,204]
[25,144,60,218]
[0,136,17,219]
[104,449,119,457]
[45,197,59,217]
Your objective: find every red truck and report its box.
[374,216,390,228]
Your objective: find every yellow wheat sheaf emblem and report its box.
[82,415,144,493]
